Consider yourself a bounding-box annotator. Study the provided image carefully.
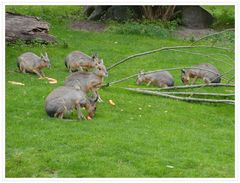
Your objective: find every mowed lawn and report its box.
[5,6,234,177]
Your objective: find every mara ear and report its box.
[181,69,186,74]
[40,53,44,58]
[139,70,144,75]
[92,53,98,60]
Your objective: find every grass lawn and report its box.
[5,6,234,177]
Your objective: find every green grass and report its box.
[5,6,235,178]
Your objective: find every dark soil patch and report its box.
[71,20,107,32]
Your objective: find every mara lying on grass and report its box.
[136,70,174,87]
[181,63,221,85]
[64,62,108,102]
[17,52,51,78]
[64,51,104,72]
[45,86,98,120]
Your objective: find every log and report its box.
[5,12,56,43]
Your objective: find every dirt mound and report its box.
[71,21,107,32]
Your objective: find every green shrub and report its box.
[108,20,178,39]
[203,6,234,29]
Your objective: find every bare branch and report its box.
[107,45,231,71]
[166,49,233,67]
[207,53,234,61]
[226,76,235,84]
[191,28,235,46]
[133,83,235,91]
[124,88,234,104]
[157,91,234,97]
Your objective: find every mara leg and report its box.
[67,64,72,73]
[19,63,26,73]
[203,77,211,84]
[54,105,67,119]
[94,91,103,102]
[39,70,45,77]
[146,80,152,86]
[58,112,64,119]
[191,76,198,85]
[161,83,168,88]
[76,104,86,120]
[32,69,44,78]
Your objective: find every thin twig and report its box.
[191,28,235,46]
[107,45,230,71]
[156,91,234,97]
[207,53,233,61]
[124,88,234,104]
[132,83,235,91]
[226,76,235,84]
[166,49,233,67]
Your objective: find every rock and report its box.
[5,12,56,43]
[178,6,213,29]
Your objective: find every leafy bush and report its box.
[203,6,234,29]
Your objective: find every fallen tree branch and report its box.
[103,67,230,87]
[156,91,234,97]
[124,88,234,104]
[166,49,233,67]
[207,53,233,61]
[226,76,235,84]
[107,45,230,71]
[191,28,235,46]
[132,83,235,91]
